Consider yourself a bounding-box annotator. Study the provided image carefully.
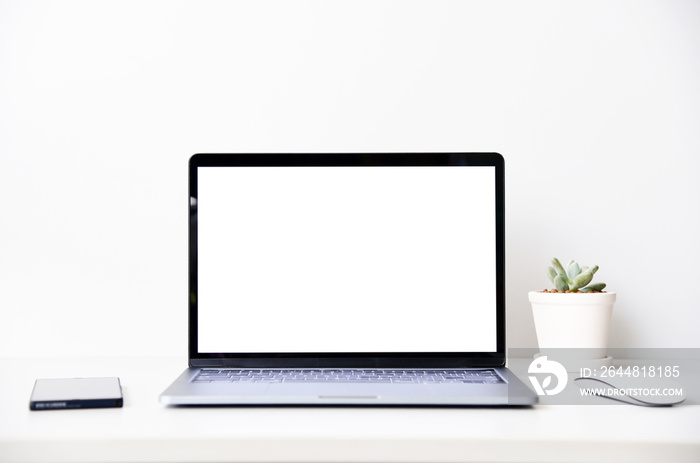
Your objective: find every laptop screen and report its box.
[191,154,502,361]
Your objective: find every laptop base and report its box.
[160,367,537,406]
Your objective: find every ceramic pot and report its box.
[529,291,616,359]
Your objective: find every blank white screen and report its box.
[197,166,496,353]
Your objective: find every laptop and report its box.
[160,153,537,406]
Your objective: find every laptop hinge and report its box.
[189,357,505,369]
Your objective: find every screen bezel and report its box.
[188,153,505,368]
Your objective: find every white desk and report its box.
[1,357,699,463]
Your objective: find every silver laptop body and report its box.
[160,153,536,406]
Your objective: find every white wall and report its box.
[1,0,698,357]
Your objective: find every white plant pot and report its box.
[529,291,616,359]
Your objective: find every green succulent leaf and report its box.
[590,265,599,274]
[551,258,572,284]
[551,258,566,276]
[546,266,558,284]
[582,283,606,292]
[567,262,581,280]
[554,275,569,291]
[571,271,593,291]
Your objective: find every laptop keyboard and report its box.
[192,369,504,384]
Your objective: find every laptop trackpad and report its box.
[265,383,438,398]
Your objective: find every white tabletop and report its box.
[1,356,699,463]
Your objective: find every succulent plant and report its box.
[546,258,606,292]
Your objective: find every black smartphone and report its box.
[30,377,123,410]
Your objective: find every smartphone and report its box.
[30,377,123,410]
